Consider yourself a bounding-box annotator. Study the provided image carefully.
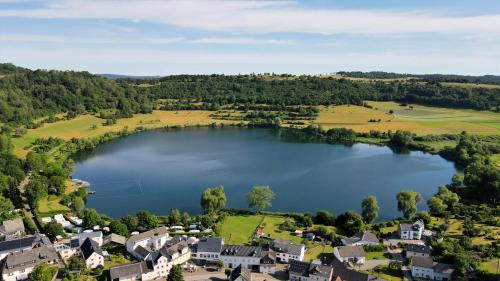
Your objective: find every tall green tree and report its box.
[83,208,102,228]
[200,185,227,214]
[396,190,422,219]
[136,210,158,229]
[167,265,184,281]
[361,195,379,223]
[336,210,365,236]
[168,208,181,225]
[247,185,275,213]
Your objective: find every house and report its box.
[0,218,25,240]
[411,257,454,281]
[229,264,253,281]
[159,235,191,265]
[259,251,276,274]
[126,227,170,259]
[81,238,105,269]
[104,233,127,246]
[289,260,333,281]
[191,237,223,262]
[77,231,103,246]
[108,261,157,281]
[270,239,305,262]
[0,236,38,260]
[221,245,263,269]
[398,220,424,240]
[329,258,386,281]
[1,246,58,281]
[341,231,379,246]
[405,244,431,258]
[333,246,365,264]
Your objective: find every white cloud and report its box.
[0,33,185,44]
[190,37,294,45]
[1,0,499,36]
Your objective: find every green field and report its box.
[219,215,303,245]
[366,251,390,260]
[480,259,500,274]
[37,194,70,215]
[304,243,334,262]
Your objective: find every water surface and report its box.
[72,128,457,219]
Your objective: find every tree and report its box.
[121,215,138,231]
[68,256,86,271]
[200,185,227,214]
[414,211,432,225]
[315,210,335,226]
[71,196,84,212]
[247,185,275,213]
[396,190,422,219]
[109,220,129,237]
[136,210,158,229]
[45,220,65,238]
[361,195,379,223]
[25,151,45,172]
[336,211,365,236]
[181,212,190,225]
[436,186,459,211]
[168,208,181,225]
[0,194,15,222]
[427,196,447,216]
[83,208,101,228]
[28,263,56,281]
[167,265,184,281]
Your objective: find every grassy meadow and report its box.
[315,102,499,135]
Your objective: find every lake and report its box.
[72,127,457,219]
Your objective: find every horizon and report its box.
[1,0,500,76]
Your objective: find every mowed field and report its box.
[315,102,499,135]
[12,110,235,157]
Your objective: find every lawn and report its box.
[304,243,334,262]
[480,259,500,274]
[219,215,303,245]
[428,217,500,245]
[491,154,500,167]
[12,110,236,157]
[37,194,70,215]
[364,265,404,281]
[366,251,390,260]
[104,253,133,270]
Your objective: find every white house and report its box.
[1,246,58,281]
[221,245,262,269]
[341,231,379,246]
[126,227,170,259]
[411,257,454,281]
[405,244,431,258]
[398,220,424,240]
[78,231,103,246]
[333,246,366,264]
[191,237,223,262]
[289,260,333,281]
[270,239,305,262]
[81,238,105,269]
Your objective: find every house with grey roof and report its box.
[1,246,58,281]
[103,233,127,246]
[229,264,253,281]
[341,231,379,246]
[405,244,431,258]
[81,237,105,269]
[289,260,333,281]
[0,236,38,260]
[398,220,424,240]
[333,246,366,264]
[192,237,223,262]
[270,239,305,262]
[108,261,157,281]
[411,257,454,280]
[0,218,25,240]
[329,258,386,281]
[126,227,170,260]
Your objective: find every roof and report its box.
[196,237,223,253]
[104,233,126,245]
[260,251,276,264]
[336,246,365,258]
[288,260,332,279]
[0,218,25,234]
[127,227,169,243]
[433,262,454,274]
[329,259,379,281]
[0,236,36,253]
[271,239,304,256]
[135,245,151,259]
[230,264,252,281]
[109,261,154,280]
[406,244,431,254]
[221,245,262,257]
[411,257,434,268]
[342,231,378,245]
[1,246,58,274]
[399,221,424,232]
[80,238,103,260]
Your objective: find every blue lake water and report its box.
[72,127,457,219]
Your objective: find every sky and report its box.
[1,0,500,75]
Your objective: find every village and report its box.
[0,212,455,281]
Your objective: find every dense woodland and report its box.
[0,63,499,126]
[338,71,500,84]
